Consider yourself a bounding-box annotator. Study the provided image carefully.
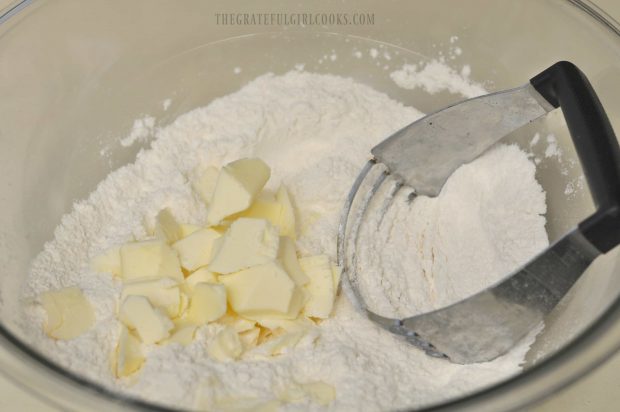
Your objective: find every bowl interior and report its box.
[0,0,620,410]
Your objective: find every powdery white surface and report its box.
[356,145,549,318]
[18,70,545,411]
[120,115,156,147]
[391,60,486,97]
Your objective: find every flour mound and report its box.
[19,70,546,410]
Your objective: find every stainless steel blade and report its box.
[369,228,600,364]
[371,84,555,197]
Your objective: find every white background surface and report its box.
[0,0,619,410]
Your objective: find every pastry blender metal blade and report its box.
[338,62,620,364]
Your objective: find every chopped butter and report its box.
[40,287,95,340]
[206,158,270,225]
[154,208,183,243]
[119,295,173,344]
[120,240,183,281]
[115,326,144,377]
[172,228,221,271]
[121,277,181,318]
[187,282,227,325]
[278,236,309,286]
[219,262,298,318]
[208,218,279,274]
[91,246,122,277]
[299,255,335,319]
[207,326,243,361]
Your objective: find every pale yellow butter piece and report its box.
[239,194,283,230]
[278,237,309,286]
[278,381,336,406]
[206,158,270,225]
[276,185,296,239]
[218,313,256,333]
[239,186,296,239]
[277,384,306,402]
[301,381,336,405]
[178,291,189,317]
[115,326,144,377]
[191,165,220,205]
[165,324,197,345]
[331,264,342,291]
[253,316,314,333]
[153,208,183,243]
[183,267,218,294]
[238,327,261,349]
[40,287,95,340]
[208,218,279,274]
[180,223,201,238]
[187,282,227,325]
[299,255,335,319]
[121,277,181,318]
[219,262,297,318]
[172,228,221,271]
[263,330,306,355]
[119,296,173,344]
[120,240,183,281]
[207,326,243,361]
[286,287,307,319]
[91,246,122,277]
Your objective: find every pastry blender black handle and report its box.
[531,61,620,253]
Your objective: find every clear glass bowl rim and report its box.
[0,0,619,410]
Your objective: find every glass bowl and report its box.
[0,0,619,410]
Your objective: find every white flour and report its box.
[17,67,547,411]
[390,60,486,97]
[356,145,548,318]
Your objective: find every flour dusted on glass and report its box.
[120,115,156,147]
[18,66,546,410]
[391,60,486,97]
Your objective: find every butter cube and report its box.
[219,262,298,318]
[238,327,261,349]
[287,287,307,320]
[299,255,335,319]
[264,330,306,355]
[240,195,283,229]
[121,277,181,318]
[278,381,335,405]
[191,165,220,204]
[120,240,183,281]
[239,187,296,239]
[115,326,144,377]
[254,316,314,333]
[208,218,279,274]
[276,186,296,239]
[218,313,256,333]
[180,224,201,238]
[332,264,342,291]
[207,326,243,361]
[91,246,122,277]
[119,296,173,344]
[154,208,183,243]
[178,292,189,316]
[278,237,309,286]
[301,382,336,405]
[172,228,221,271]
[165,324,197,345]
[187,283,227,325]
[206,158,271,225]
[40,287,95,340]
[183,267,218,294]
